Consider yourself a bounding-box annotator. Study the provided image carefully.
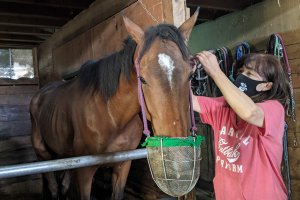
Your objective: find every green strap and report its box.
[142,135,204,147]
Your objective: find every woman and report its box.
[192,51,289,200]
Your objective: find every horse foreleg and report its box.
[178,189,196,200]
[75,166,98,200]
[42,172,58,200]
[35,151,59,200]
[32,129,58,199]
[59,170,71,198]
[111,161,132,200]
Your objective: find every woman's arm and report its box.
[192,92,201,113]
[194,51,265,127]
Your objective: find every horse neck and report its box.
[106,72,140,128]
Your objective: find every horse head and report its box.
[123,10,198,137]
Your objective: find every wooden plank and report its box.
[291,179,300,200]
[287,131,300,148]
[0,146,36,165]
[0,2,81,20]
[0,120,31,139]
[0,94,33,105]
[53,30,93,78]
[0,178,42,199]
[0,25,53,36]
[187,0,245,11]
[0,78,38,85]
[0,174,40,189]
[288,147,300,179]
[0,0,94,9]
[0,85,38,95]
[287,59,300,74]
[285,44,300,60]
[0,135,32,152]
[91,0,163,61]
[292,73,300,88]
[0,34,44,43]
[281,29,300,46]
[0,42,37,49]
[0,105,30,122]
[162,0,173,24]
[0,15,67,28]
[170,0,187,27]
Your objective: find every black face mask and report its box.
[234,74,267,97]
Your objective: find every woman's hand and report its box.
[195,51,222,78]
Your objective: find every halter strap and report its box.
[135,57,151,136]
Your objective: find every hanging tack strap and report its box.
[267,34,296,122]
[276,33,296,122]
[189,83,197,136]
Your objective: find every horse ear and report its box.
[123,16,144,45]
[178,7,199,43]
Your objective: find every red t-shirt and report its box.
[198,96,287,200]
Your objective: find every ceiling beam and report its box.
[0,34,44,43]
[0,2,81,19]
[0,26,53,36]
[187,0,246,11]
[0,15,67,28]
[0,41,38,48]
[0,0,93,9]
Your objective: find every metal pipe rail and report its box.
[0,148,147,179]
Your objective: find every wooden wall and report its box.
[0,84,41,199]
[281,30,300,200]
[38,0,188,85]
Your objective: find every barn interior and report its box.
[0,0,299,199]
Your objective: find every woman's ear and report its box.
[258,82,273,91]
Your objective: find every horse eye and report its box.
[139,76,147,84]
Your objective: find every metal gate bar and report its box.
[0,148,147,179]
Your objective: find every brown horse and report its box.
[30,11,198,200]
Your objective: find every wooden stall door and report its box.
[0,84,41,200]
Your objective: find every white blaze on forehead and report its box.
[158,53,175,88]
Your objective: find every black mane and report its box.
[78,24,189,101]
[78,37,137,101]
